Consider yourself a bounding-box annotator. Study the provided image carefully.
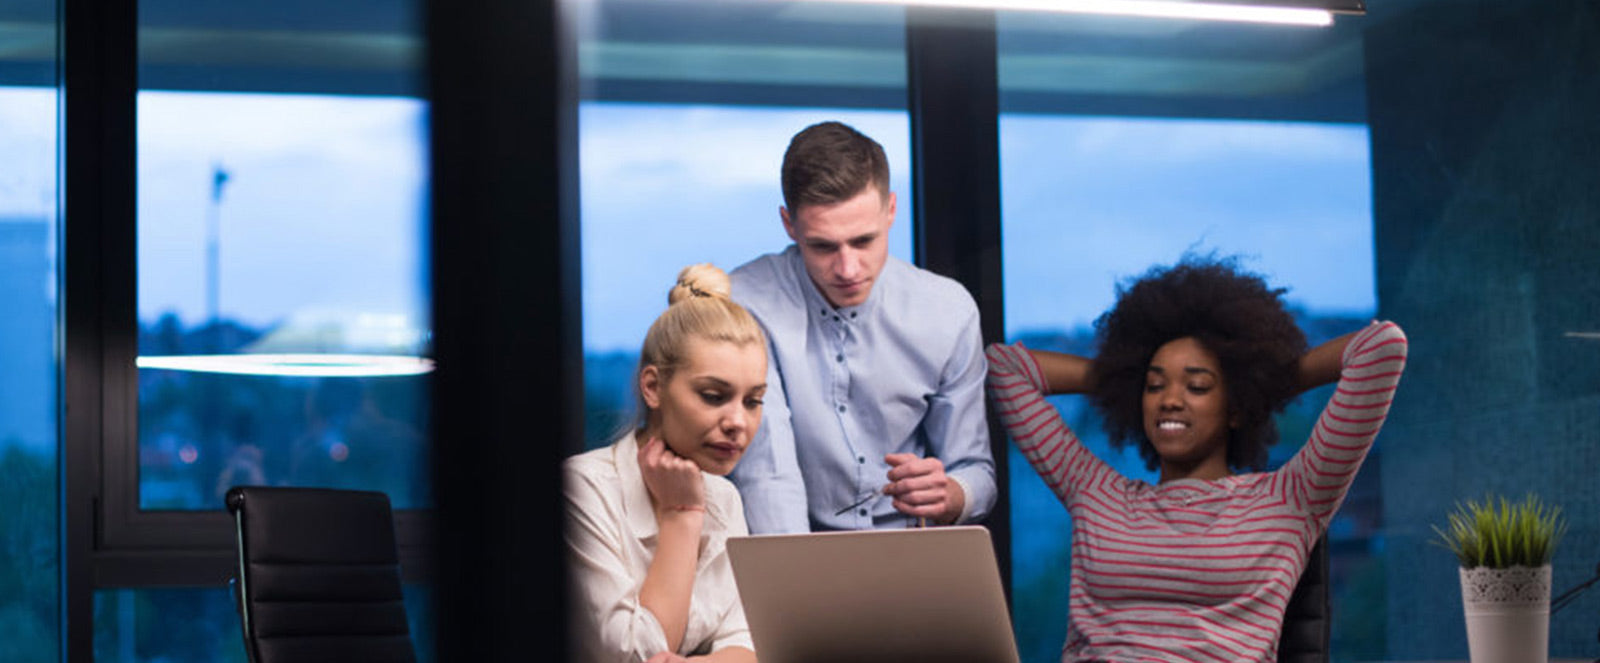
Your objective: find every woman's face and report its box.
[1142,336,1234,470]
[640,337,767,476]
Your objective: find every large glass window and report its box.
[88,0,433,659]
[998,4,1600,661]
[577,1,913,448]
[999,114,1376,663]
[998,13,1380,663]
[0,0,60,658]
[134,92,431,510]
[132,1,431,511]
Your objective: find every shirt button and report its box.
[835,353,844,362]
[857,456,865,464]
[838,405,847,413]
[850,312,857,319]
[858,509,868,516]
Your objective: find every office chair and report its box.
[1278,535,1331,663]
[226,486,416,663]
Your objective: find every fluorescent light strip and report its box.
[825,0,1334,26]
[137,354,435,378]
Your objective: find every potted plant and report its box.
[1433,493,1568,663]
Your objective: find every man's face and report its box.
[781,186,895,309]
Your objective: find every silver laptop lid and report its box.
[727,526,1019,663]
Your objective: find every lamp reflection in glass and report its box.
[817,0,1363,27]
[137,309,433,377]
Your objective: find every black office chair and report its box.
[1277,535,1331,663]
[226,486,416,663]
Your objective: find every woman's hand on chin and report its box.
[638,436,706,517]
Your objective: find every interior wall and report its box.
[1365,0,1600,657]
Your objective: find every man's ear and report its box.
[883,191,897,230]
[640,365,663,410]
[780,206,797,241]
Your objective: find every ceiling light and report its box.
[136,353,434,378]
[822,0,1343,27]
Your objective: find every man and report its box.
[727,121,996,533]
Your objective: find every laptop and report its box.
[726,526,1019,663]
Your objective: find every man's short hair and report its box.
[781,121,890,214]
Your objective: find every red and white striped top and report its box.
[986,322,1407,663]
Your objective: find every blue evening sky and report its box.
[0,89,1374,351]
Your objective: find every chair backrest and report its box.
[1278,535,1331,663]
[226,486,416,663]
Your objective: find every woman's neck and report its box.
[1158,456,1233,483]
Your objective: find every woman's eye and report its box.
[1144,382,1164,393]
[745,398,764,409]
[700,392,727,404]
[1187,384,1213,394]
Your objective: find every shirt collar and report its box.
[613,431,729,541]
[784,244,886,324]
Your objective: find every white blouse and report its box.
[564,432,755,662]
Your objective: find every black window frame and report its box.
[61,0,1010,659]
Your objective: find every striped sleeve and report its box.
[1278,321,1408,529]
[985,342,1115,505]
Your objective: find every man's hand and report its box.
[645,652,691,663]
[882,453,965,524]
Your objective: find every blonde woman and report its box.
[566,264,765,663]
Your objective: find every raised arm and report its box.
[1279,321,1408,527]
[985,342,1116,504]
[1031,348,1097,396]
[1294,327,1363,393]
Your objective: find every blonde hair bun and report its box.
[668,263,733,305]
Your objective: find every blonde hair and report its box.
[636,264,767,417]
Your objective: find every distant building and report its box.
[0,216,54,452]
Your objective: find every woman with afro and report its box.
[986,256,1407,662]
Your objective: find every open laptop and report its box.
[726,526,1019,663]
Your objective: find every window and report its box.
[577,1,914,449]
[77,0,433,659]
[998,6,1600,661]
[0,0,60,658]
[997,13,1379,662]
[135,91,431,510]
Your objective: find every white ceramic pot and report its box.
[1459,564,1551,663]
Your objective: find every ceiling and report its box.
[0,0,1392,121]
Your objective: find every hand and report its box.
[882,453,964,523]
[645,652,692,663]
[638,437,706,518]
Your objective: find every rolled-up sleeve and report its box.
[564,466,669,662]
[924,310,997,524]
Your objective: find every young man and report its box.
[727,121,996,533]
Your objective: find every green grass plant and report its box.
[1433,493,1567,569]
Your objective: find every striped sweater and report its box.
[986,322,1407,663]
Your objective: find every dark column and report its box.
[61,0,137,659]
[428,0,581,658]
[906,6,1010,597]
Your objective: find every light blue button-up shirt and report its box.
[727,245,996,533]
